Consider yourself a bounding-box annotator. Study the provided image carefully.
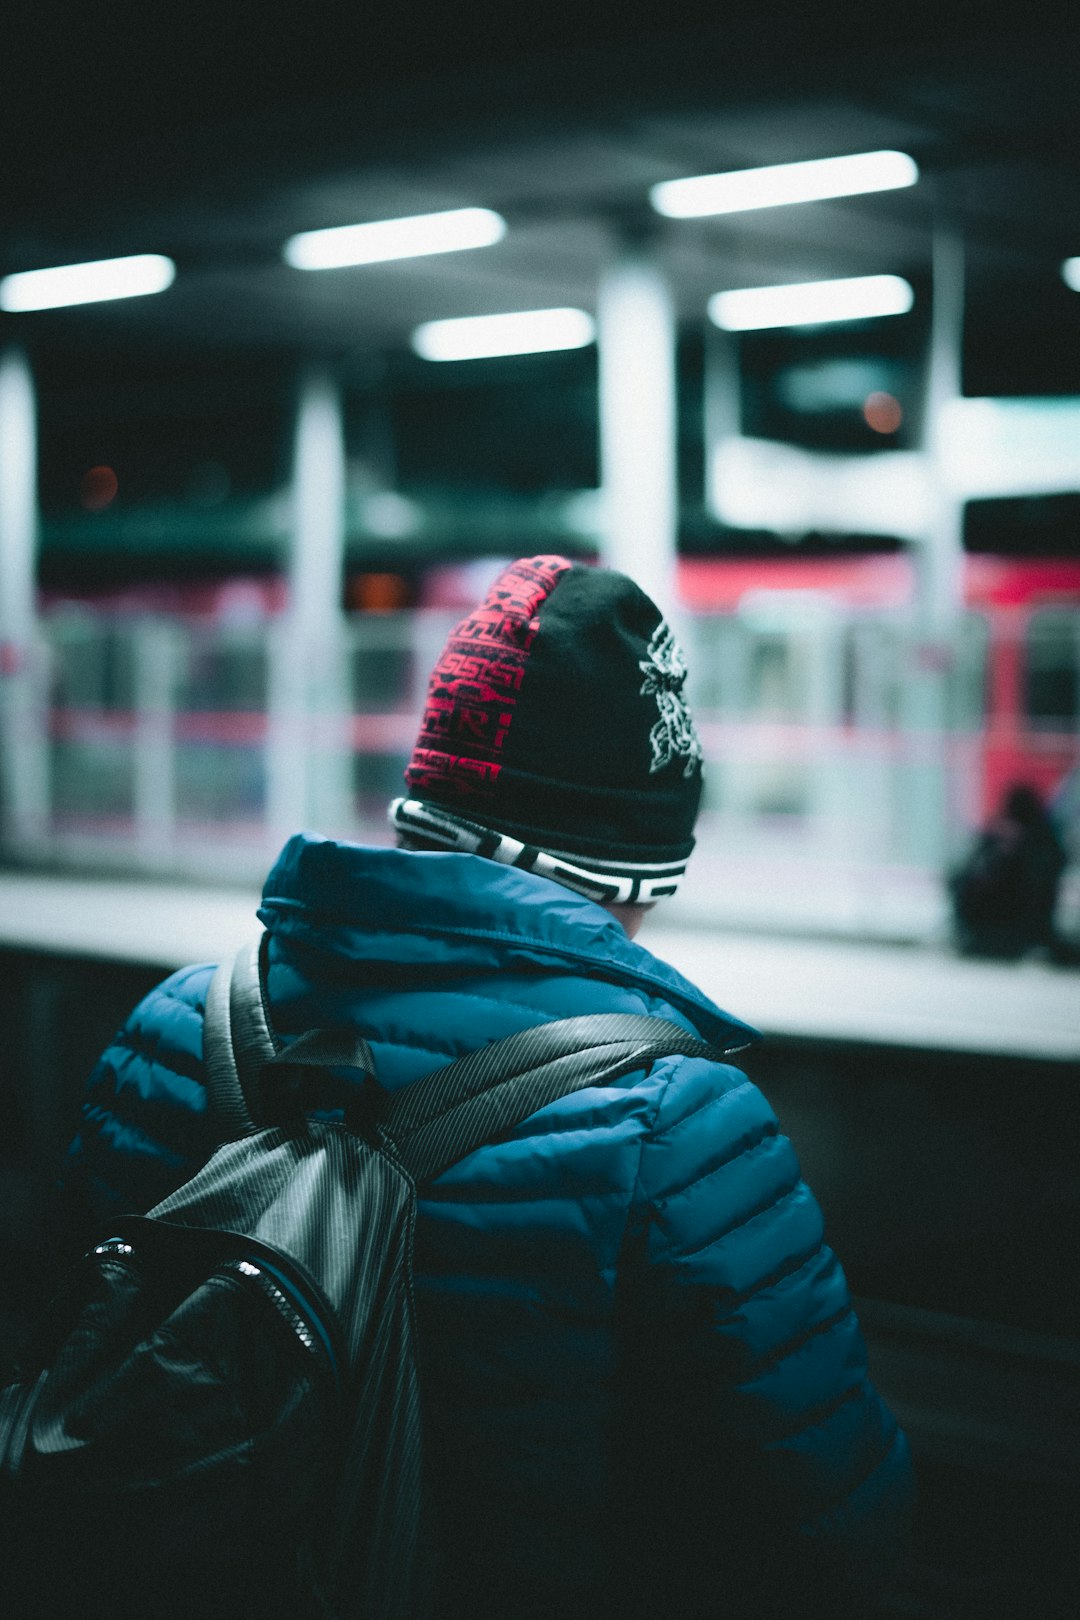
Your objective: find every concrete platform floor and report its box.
[1,870,1076,1060]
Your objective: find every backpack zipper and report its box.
[220,1257,341,1395]
[92,1237,340,1396]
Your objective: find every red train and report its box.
[39,549,1080,828]
[678,551,1080,819]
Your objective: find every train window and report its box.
[47,617,135,712]
[346,619,413,712]
[685,615,739,713]
[748,636,797,718]
[353,752,412,820]
[841,620,903,727]
[44,617,136,825]
[948,614,991,731]
[1023,611,1079,730]
[176,633,267,712]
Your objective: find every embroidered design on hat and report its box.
[638,623,704,779]
[406,554,572,804]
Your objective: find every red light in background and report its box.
[80,465,119,510]
[862,392,903,434]
[348,572,410,613]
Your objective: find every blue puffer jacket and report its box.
[64,834,912,1618]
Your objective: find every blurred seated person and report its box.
[949,782,1069,961]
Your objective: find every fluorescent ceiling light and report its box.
[412,307,595,361]
[709,275,914,331]
[651,150,918,219]
[1062,257,1080,292]
[284,207,506,270]
[0,254,176,312]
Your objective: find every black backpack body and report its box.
[0,938,720,1618]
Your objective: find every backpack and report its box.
[1,936,721,1619]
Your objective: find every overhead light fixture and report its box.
[0,254,176,312]
[412,307,595,361]
[284,207,506,270]
[650,150,919,219]
[708,274,915,331]
[1062,257,1080,292]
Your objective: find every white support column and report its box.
[132,618,178,861]
[899,228,968,868]
[290,369,348,643]
[919,228,966,635]
[267,368,351,839]
[703,320,742,520]
[0,348,48,845]
[596,245,679,620]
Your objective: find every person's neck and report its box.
[600,901,653,940]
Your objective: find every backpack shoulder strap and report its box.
[205,941,724,1178]
[379,1013,723,1185]
[202,936,279,1138]
[203,937,378,1141]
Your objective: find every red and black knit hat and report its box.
[389,555,704,903]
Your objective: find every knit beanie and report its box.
[389,555,704,904]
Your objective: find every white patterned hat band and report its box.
[389,798,688,904]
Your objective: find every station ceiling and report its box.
[3,8,1080,365]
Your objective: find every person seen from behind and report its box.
[949,781,1070,961]
[64,555,913,1618]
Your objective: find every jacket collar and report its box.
[259,833,760,1054]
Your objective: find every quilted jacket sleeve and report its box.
[59,963,217,1232]
[614,1050,913,1616]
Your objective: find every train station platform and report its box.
[1,869,1076,1061]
